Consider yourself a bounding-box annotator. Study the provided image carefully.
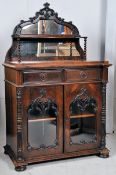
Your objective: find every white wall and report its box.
[0,0,110,147]
[105,0,116,132]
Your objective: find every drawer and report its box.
[23,70,62,84]
[65,68,101,82]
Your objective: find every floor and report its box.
[0,133,116,175]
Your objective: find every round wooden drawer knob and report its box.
[80,71,88,80]
[39,72,47,81]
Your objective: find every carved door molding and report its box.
[64,83,102,152]
[22,85,63,157]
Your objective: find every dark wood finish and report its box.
[64,83,102,152]
[65,68,101,82]
[23,69,62,84]
[4,143,100,171]
[3,61,111,70]
[13,34,87,39]
[99,147,109,158]
[70,114,96,119]
[22,85,63,158]
[3,3,111,171]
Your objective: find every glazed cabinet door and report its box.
[23,85,63,158]
[64,83,102,152]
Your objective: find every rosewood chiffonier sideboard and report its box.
[3,2,111,171]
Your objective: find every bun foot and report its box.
[4,145,8,155]
[15,165,27,171]
[99,148,109,158]
[4,149,8,155]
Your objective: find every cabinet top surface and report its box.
[3,60,111,70]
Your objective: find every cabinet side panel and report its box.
[5,82,17,155]
[5,67,22,85]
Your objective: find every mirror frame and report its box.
[13,2,80,36]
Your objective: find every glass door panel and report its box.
[23,86,63,156]
[27,91,58,150]
[28,119,57,149]
[70,116,96,145]
[64,83,102,152]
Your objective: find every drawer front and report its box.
[65,69,101,82]
[23,70,62,84]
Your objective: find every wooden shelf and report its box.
[12,34,87,42]
[28,117,56,122]
[70,113,95,119]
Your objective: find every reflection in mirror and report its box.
[12,41,80,58]
[28,120,57,148]
[21,20,72,35]
[69,89,97,145]
[27,97,58,149]
[70,117,96,144]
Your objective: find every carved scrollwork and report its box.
[39,72,47,82]
[70,88,97,115]
[69,88,97,146]
[100,82,107,148]
[28,88,58,151]
[70,138,96,145]
[13,2,79,36]
[99,147,109,158]
[28,97,58,118]
[16,87,24,161]
[80,71,88,80]
[28,88,58,118]
[27,139,58,151]
[79,139,96,144]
